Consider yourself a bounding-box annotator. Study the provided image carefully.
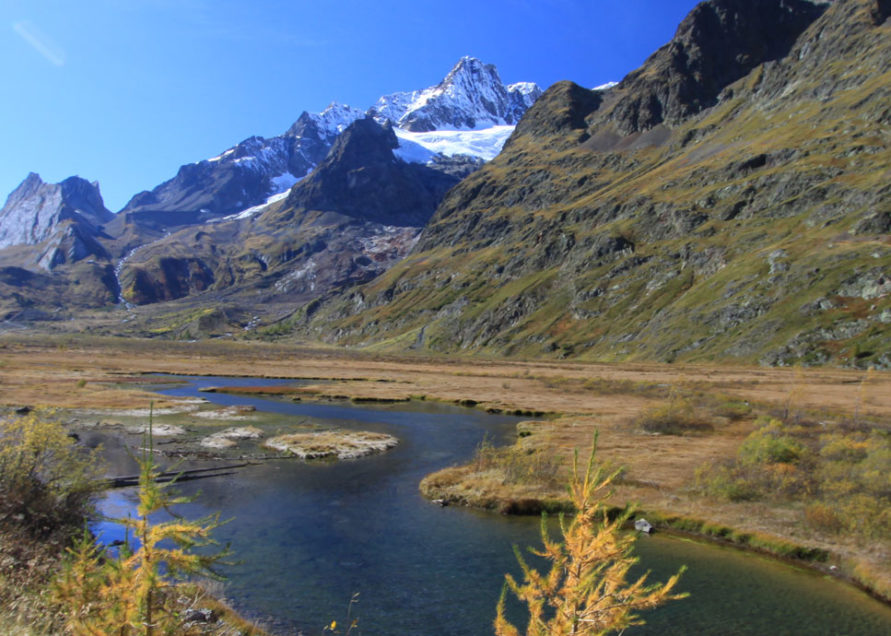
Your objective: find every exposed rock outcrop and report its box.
[271,118,461,227]
[0,173,113,266]
[601,0,826,134]
[0,173,112,249]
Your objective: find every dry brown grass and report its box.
[2,334,890,417]
[1,334,889,600]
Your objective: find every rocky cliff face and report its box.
[0,173,113,256]
[300,0,891,369]
[0,173,118,315]
[601,0,826,134]
[115,133,307,230]
[269,118,463,227]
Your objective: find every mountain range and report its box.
[0,56,541,320]
[113,56,540,231]
[1,0,889,369]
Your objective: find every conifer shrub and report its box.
[737,419,805,465]
[634,397,713,436]
[697,410,891,541]
[473,435,563,489]
[804,503,844,534]
[713,400,752,421]
[0,411,102,632]
[53,418,232,635]
[495,437,686,635]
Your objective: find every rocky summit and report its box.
[0,173,113,260]
[371,56,542,132]
[0,173,118,318]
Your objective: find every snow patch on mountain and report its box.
[223,189,293,222]
[393,126,515,164]
[205,58,538,178]
[507,81,539,96]
[208,149,235,163]
[270,172,299,193]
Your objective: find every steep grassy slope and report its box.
[299,0,891,367]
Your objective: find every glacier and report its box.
[393,126,515,164]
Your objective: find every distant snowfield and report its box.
[393,125,515,164]
[221,189,292,222]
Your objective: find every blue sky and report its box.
[1,0,701,211]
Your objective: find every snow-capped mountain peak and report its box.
[311,102,367,140]
[285,102,365,143]
[120,57,541,222]
[371,56,542,132]
[507,81,539,96]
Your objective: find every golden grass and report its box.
[1,334,889,600]
[3,335,890,417]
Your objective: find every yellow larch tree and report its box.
[495,437,687,635]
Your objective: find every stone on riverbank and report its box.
[635,518,654,534]
[126,423,186,437]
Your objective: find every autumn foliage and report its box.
[495,438,686,635]
[53,420,229,635]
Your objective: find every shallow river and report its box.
[97,375,891,635]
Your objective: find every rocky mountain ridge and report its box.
[115,57,541,229]
[0,57,540,321]
[1,0,888,370]
[115,117,465,308]
[294,0,890,368]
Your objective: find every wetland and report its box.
[1,336,890,633]
[94,374,891,635]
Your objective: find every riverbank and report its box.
[418,412,891,605]
[420,463,891,605]
[0,334,889,608]
[0,521,272,635]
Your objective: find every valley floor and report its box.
[1,334,889,604]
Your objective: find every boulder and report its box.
[634,518,654,534]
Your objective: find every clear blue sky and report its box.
[1,0,701,211]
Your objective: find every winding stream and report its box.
[96,375,891,635]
